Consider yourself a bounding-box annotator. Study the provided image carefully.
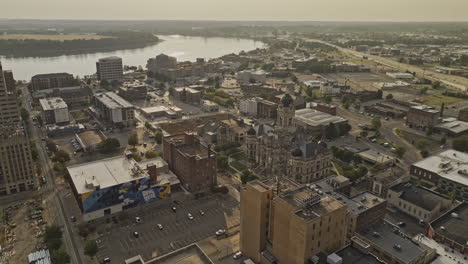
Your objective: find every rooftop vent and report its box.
[393,244,402,251]
[372,232,380,237]
[451,213,459,218]
[441,226,446,231]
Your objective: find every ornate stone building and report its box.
[245,123,332,184]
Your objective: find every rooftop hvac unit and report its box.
[326,253,343,264]
[393,244,402,251]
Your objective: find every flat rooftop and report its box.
[32,72,72,79]
[390,182,450,211]
[360,220,426,264]
[141,106,171,114]
[174,87,200,94]
[294,108,347,127]
[313,177,385,217]
[358,149,395,164]
[410,104,439,114]
[431,203,468,246]
[95,92,133,109]
[67,155,149,195]
[39,97,67,110]
[147,243,214,264]
[278,185,344,220]
[412,149,468,187]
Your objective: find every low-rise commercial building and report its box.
[239,98,258,116]
[357,220,435,264]
[96,56,123,82]
[410,149,468,200]
[31,72,75,91]
[293,108,348,135]
[386,72,415,80]
[428,203,468,256]
[236,70,267,84]
[32,86,93,107]
[406,105,440,129]
[118,82,147,101]
[67,155,179,221]
[162,133,216,192]
[140,106,181,120]
[93,92,135,127]
[201,100,219,112]
[39,97,70,125]
[386,182,453,222]
[171,87,201,105]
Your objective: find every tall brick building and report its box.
[162,133,216,192]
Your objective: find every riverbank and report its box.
[0,31,160,58]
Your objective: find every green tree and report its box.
[395,146,406,159]
[30,141,39,161]
[84,240,99,258]
[216,154,229,172]
[52,149,70,163]
[371,118,382,131]
[155,132,163,144]
[415,139,429,151]
[323,96,332,104]
[325,123,338,139]
[128,133,139,148]
[145,151,159,159]
[100,79,109,87]
[45,225,63,251]
[144,121,153,130]
[385,94,394,100]
[452,135,468,152]
[449,189,457,201]
[97,138,121,153]
[432,81,441,89]
[241,169,257,184]
[20,107,30,121]
[46,140,58,153]
[51,247,70,264]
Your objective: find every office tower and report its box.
[0,62,35,195]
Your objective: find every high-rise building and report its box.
[0,62,35,195]
[240,176,387,264]
[96,56,123,82]
[240,179,348,264]
[0,64,20,125]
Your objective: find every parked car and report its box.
[133,231,139,238]
[215,229,226,236]
[199,210,205,216]
[135,217,141,223]
[171,206,177,212]
[187,213,194,220]
[157,224,163,230]
[233,251,242,259]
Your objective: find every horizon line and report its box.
[1,18,468,23]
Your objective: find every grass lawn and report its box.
[0,34,112,41]
[422,94,464,107]
[230,160,247,172]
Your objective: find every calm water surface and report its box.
[0,35,264,80]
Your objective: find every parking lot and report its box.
[95,192,240,263]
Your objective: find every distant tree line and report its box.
[0,31,159,57]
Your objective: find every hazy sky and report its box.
[2,0,468,21]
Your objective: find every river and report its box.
[0,35,264,80]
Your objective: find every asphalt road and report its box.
[305,38,468,92]
[20,86,83,264]
[95,193,239,263]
